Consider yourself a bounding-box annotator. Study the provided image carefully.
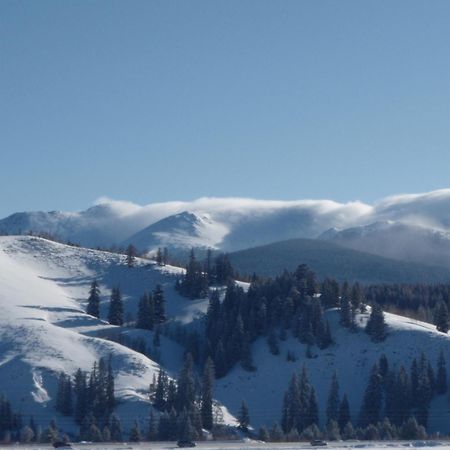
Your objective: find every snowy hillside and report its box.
[3,190,450,271]
[215,309,450,434]
[2,235,450,437]
[0,236,208,432]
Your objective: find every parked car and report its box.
[52,442,73,449]
[310,439,327,446]
[177,439,196,447]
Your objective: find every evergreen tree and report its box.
[177,249,209,299]
[416,353,432,427]
[258,426,270,442]
[86,280,101,318]
[156,248,163,266]
[153,285,166,323]
[102,425,111,442]
[340,296,352,328]
[148,411,159,441]
[129,421,141,442]
[434,301,449,333]
[326,419,341,441]
[238,400,250,431]
[400,417,427,440]
[338,394,351,431]
[56,372,66,414]
[176,354,196,414]
[326,372,340,425]
[307,386,319,427]
[73,369,88,425]
[213,253,234,285]
[110,414,123,442]
[270,422,284,441]
[108,287,123,326]
[359,363,382,427]
[177,411,195,441]
[365,303,387,342]
[436,349,447,394]
[267,330,280,355]
[136,293,155,330]
[106,355,115,414]
[321,278,340,309]
[201,358,215,431]
[126,244,137,268]
[154,369,169,411]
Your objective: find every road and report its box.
[3,441,450,450]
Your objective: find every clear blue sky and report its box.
[2,0,450,217]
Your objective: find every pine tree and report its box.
[307,386,319,427]
[102,425,111,442]
[177,411,195,441]
[156,248,163,266]
[258,426,270,442]
[436,349,447,394]
[201,358,215,431]
[321,278,340,309]
[154,369,168,411]
[270,422,284,441]
[86,280,101,318]
[267,330,280,355]
[136,293,154,330]
[238,400,250,431]
[108,287,123,326]
[148,410,159,441]
[56,372,66,414]
[129,421,141,442]
[176,354,196,414]
[110,414,123,442]
[416,353,432,427]
[106,355,115,414]
[126,244,137,268]
[434,301,449,333]
[326,372,340,425]
[365,303,387,342]
[400,417,427,440]
[63,376,73,416]
[177,249,208,299]
[153,285,166,324]
[340,296,352,328]
[338,394,351,431]
[73,369,88,425]
[359,363,382,427]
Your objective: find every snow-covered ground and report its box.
[0,236,211,432]
[2,235,450,435]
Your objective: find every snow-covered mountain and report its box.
[3,188,450,269]
[123,211,229,252]
[321,221,450,269]
[2,235,450,436]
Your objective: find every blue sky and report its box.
[2,0,450,217]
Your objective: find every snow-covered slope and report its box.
[0,236,208,432]
[2,235,450,436]
[215,309,450,434]
[123,211,229,253]
[321,221,450,269]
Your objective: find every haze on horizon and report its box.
[2,0,450,217]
